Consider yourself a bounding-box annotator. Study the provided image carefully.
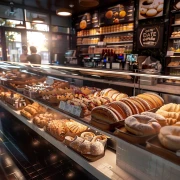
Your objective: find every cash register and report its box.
[64,50,78,65]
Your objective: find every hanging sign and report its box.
[137,25,163,49]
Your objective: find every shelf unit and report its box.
[106,41,133,45]
[77,30,133,38]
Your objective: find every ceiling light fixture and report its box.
[56,8,72,16]
[32,16,44,23]
[15,22,26,29]
[79,0,99,7]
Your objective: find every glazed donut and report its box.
[141,112,168,127]
[125,115,161,136]
[158,126,180,151]
[81,132,95,141]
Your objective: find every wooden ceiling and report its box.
[3,0,126,15]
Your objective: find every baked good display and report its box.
[65,121,88,137]
[156,103,180,124]
[141,112,168,126]
[80,132,95,141]
[158,126,180,151]
[45,119,87,141]
[45,120,68,141]
[20,102,46,120]
[137,93,164,109]
[139,0,164,18]
[3,92,30,110]
[168,61,180,67]
[67,134,107,157]
[125,114,161,136]
[33,112,62,128]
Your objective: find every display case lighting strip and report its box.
[1,61,180,81]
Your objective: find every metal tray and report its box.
[114,125,155,145]
[146,135,180,165]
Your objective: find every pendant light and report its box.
[56,8,72,16]
[15,22,26,29]
[56,0,72,16]
[79,0,99,7]
[32,15,44,23]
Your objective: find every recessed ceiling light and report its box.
[56,8,72,16]
[79,0,99,7]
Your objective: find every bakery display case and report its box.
[0,61,179,180]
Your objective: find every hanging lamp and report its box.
[79,0,99,7]
[56,8,72,16]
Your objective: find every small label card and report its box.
[72,105,82,117]
[166,51,174,57]
[59,101,66,110]
[46,77,54,85]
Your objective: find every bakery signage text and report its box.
[140,27,159,47]
[138,25,163,49]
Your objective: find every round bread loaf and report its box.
[109,101,132,118]
[91,106,121,124]
[141,112,167,126]
[137,94,158,109]
[144,93,164,107]
[158,126,180,151]
[125,114,161,136]
[121,99,139,114]
[132,97,151,111]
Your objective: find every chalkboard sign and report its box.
[137,25,163,49]
[75,11,99,30]
[100,1,134,25]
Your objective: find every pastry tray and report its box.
[114,125,155,145]
[146,136,180,165]
[90,118,124,131]
[6,102,25,111]
[68,145,105,162]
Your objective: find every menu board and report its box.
[137,25,163,49]
[172,0,180,11]
[139,0,164,20]
[100,1,134,26]
[75,11,99,30]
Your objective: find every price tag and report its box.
[59,101,66,110]
[65,103,73,113]
[166,51,174,56]
[72,105,82,117]
[46,77,54,85]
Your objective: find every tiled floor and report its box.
[0,108,97,180]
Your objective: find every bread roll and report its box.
[125,115,161,136]
[158,126,180,151]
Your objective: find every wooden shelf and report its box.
[170,37,180,39]
[171,24,180,26]
[106,41,133,44]
[167,66,180,68]
[77,30,133,38]
[77,44,97,46]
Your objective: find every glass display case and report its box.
[0,61,179,180]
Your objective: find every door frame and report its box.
[0,27,27,61]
